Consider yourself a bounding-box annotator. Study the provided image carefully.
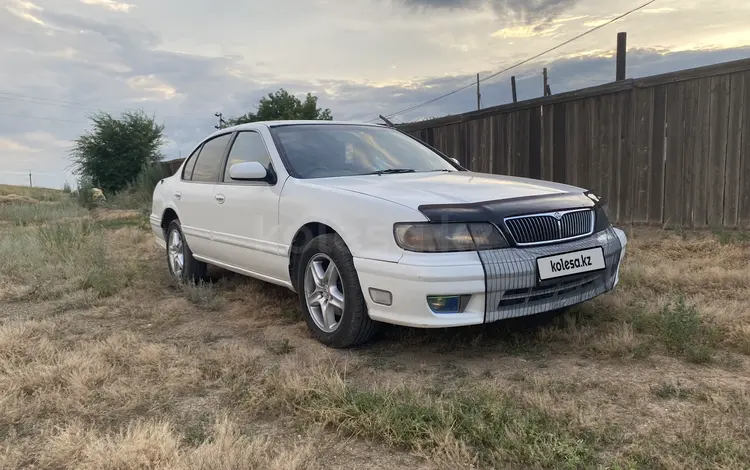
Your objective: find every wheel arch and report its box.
[288,222,346,292]
[160,207,179,236]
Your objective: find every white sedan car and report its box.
[151,121,627,348]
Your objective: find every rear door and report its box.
[175,132,233,259]
[210,130,288,283]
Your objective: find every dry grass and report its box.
[0,184,749,469]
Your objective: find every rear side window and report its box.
[181,145,201,180]
[223,131,272,182]
[191,134,232,182]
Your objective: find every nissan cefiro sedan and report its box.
[151,121,627,348]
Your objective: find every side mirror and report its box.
[229,161,267,180]
[450,157,460,165]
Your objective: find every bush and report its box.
[75,178,96,210]
[70,111,164,194]
[109,163,170,213]
[634,297,719,364]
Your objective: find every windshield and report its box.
[270,124,458,179]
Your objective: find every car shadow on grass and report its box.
[197,265,595,357]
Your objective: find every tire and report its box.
[297,233,379,348]
[166,219,207,283]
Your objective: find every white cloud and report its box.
[126,75,179,101]
[491,23,561,38]
[0,137,39,154]
[641,8,677,14]
[80,0,135,12]
[23,132,70,148]
[5,0,46,26]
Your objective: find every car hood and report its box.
[305,171,585,210]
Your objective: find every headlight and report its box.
[393,222,508,252]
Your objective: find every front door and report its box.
[211,130,288,284]
[176,132,233,260]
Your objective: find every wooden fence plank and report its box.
[567,101,578,187]
[664,81,686,227]
[649,84,667,224]
[740,71,750,226]
[608,92,622,222]
[552,103,567,183]
[479,117,491,173]
[595,95,612,206]
[577,98,592,189]
[618,90,635,224]
[588,96,603,196]
[681,80,697,226]
[691,77,712,227]
[519,109,531,177]
[633,87,653,223]
[707,75,731,226]
[529,107,542,179]
[542,104,554,181]
[724,73,744,227]
[493,113,505,174]
[506,112,514,176]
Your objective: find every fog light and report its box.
[427,295,471,314]
[369,288,392,306]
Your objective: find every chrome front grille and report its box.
[504,209,594,246]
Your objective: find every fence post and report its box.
[616,32,627,81]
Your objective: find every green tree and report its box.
[226,88,332,125]
[70,111,164,194]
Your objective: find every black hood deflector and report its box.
[417,192,595,224]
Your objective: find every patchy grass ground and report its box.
[0,184,749,469]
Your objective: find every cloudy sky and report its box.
[1,0,749,188]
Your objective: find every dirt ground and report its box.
[1,185,749,469]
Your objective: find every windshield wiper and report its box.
[364,168,417,176]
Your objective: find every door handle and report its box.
[215,194,225,204]
[174,191,182,200]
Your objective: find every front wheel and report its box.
[166,220,207,283]
[297,234,379,348]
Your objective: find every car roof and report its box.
[204,120,385,138]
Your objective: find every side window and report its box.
[181,145,201,180]
[223,131,272,182]
[191,134,232,183]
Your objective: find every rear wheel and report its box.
[166,219,207,283]
[297,234,379,348]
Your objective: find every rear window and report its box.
[191,134,232,182]
[181,145,201,180]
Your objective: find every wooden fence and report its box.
[159,158,185,176]
[399,58,750,228]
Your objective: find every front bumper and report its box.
[355,227,627,328]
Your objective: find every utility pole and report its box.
[543,68,550,96]
[214,112,226,129]
[476,73,481,110]
[28,170,32,188]
[510,76,518,103]
[616,32,627,81]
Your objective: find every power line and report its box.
[378,0,657,121]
